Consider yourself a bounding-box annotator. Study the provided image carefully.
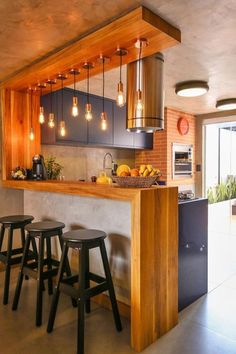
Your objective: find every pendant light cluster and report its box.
[27,44,131,140]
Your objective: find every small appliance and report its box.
[32,155,47,180]
[172,143,193,178]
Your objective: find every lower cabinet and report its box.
[41,88,153,150]
[178,198,208,311]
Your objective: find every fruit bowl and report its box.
[112,176,158,188]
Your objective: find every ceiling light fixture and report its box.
[115,48,128,107]
[47,79,56,128]
[82,62,94,121]
[57,73,67,137]
[216,98,236,110]
[97,55,110,131]
[175,81,209,97]
[69,68,80,117]
[38,83,46,124]
[29,88,34,141]
[134,38,148,117]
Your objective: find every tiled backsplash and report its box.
[41,145,135,181]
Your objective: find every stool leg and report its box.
[3,227,14,305]
[36,235,45,326]
[31,237,38,261]
[46,237,53,295]
[85,247,90,314]
[77,245,86,354]
[99,240,122,332]
[20,228,29,281]
[0,225,5,252]
[12,234,31,310]
[47,242,69,333]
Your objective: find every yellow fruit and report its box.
[140,165,146,173]
[143,169,149,177]
[147,164,153,172]
[149,170,155,176]
[120,171,130,177]
[116,164,130,177]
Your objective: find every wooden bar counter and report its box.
[2,179,178,352]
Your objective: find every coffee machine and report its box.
[32,155,47,180]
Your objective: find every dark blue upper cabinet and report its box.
[88,95,113,145]
[41,89,153,149]
[41,92,57,145]
[56,88,87,144]
[113,104,134,147]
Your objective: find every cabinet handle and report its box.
[185,243,190,248]
[200,244,205,252]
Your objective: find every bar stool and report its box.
[47,229,122,354]
[12,221,73,326]
[0,214,35,305]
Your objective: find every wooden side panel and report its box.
[131,186,178,351]
[1,89,41,179]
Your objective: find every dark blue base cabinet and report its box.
[178,198,208,311]
[41,88,153,150]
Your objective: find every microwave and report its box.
[172,143,193,178]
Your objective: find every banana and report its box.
[149,170,155,176]
[147,164,153,172]
[140,165,146,173]
[143,168,149,177]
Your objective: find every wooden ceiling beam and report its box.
[1,6,181,94]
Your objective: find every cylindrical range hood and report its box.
[126,53,164,133]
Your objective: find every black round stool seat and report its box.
[0,215,34,225]
[63,229,106,243]
[25,221,65,233]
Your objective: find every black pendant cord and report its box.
[40,87,42,101]
[138,44,142,91]
[102,58,105,112]
[61,79,64,122]
[119,54,122,84]
[50,83,53,113]
[87,67,90,104]
[73,73,76,97]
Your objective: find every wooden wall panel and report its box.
[1,89,40,179]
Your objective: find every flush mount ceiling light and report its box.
[216,98,236,110]
[175,81,209,97]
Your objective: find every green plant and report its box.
[45,156,63,180]
[207,176,236,204]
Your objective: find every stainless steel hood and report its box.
[126,53,164,133]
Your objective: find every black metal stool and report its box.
[0,215,35,305]
[12,221,73,327]
[47,229,122,354]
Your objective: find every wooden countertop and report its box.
[1,179,172,202]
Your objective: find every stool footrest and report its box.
[89,272,106,284]
[0,249,35,264]
[23,265,59,280]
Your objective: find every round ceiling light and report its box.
[216,98,236,110]
[175,81,209,97]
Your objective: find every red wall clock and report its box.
[177,117,189,135]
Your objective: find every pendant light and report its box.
[69,68,80,117]
[57,73,67,137]
[115,48,128,107]
[82,62,94,121]
[29,88,34,141]
[47,79,56,128]
[97,55,110,131]
[37,83,46,124]
[134,38,148,117]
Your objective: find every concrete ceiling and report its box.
[1,0,236,114]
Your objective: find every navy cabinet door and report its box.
[88,95,113,145]
[113,104,134,147]
[56,88,87,144]
[41,92,57,145]
[133,132,153,149]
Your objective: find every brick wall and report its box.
[135,107,196,187]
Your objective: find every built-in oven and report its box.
[172,143,193,178]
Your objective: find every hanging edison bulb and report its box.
[29,127,35,141]
[72,96,79,117]
[85,103,92,121]
[135,89,144,117]
[59,120,66,137]
[39,106,45,124]
[48,113,55,128]
[100,111,107,131]
[116,82,125,107]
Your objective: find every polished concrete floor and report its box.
[1,270,236,354]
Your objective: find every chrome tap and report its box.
[103,153,114,176]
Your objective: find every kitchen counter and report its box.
[2,179,178,352]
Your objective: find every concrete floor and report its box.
[1,270,236,354]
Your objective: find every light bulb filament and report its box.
[72,96,79,117]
